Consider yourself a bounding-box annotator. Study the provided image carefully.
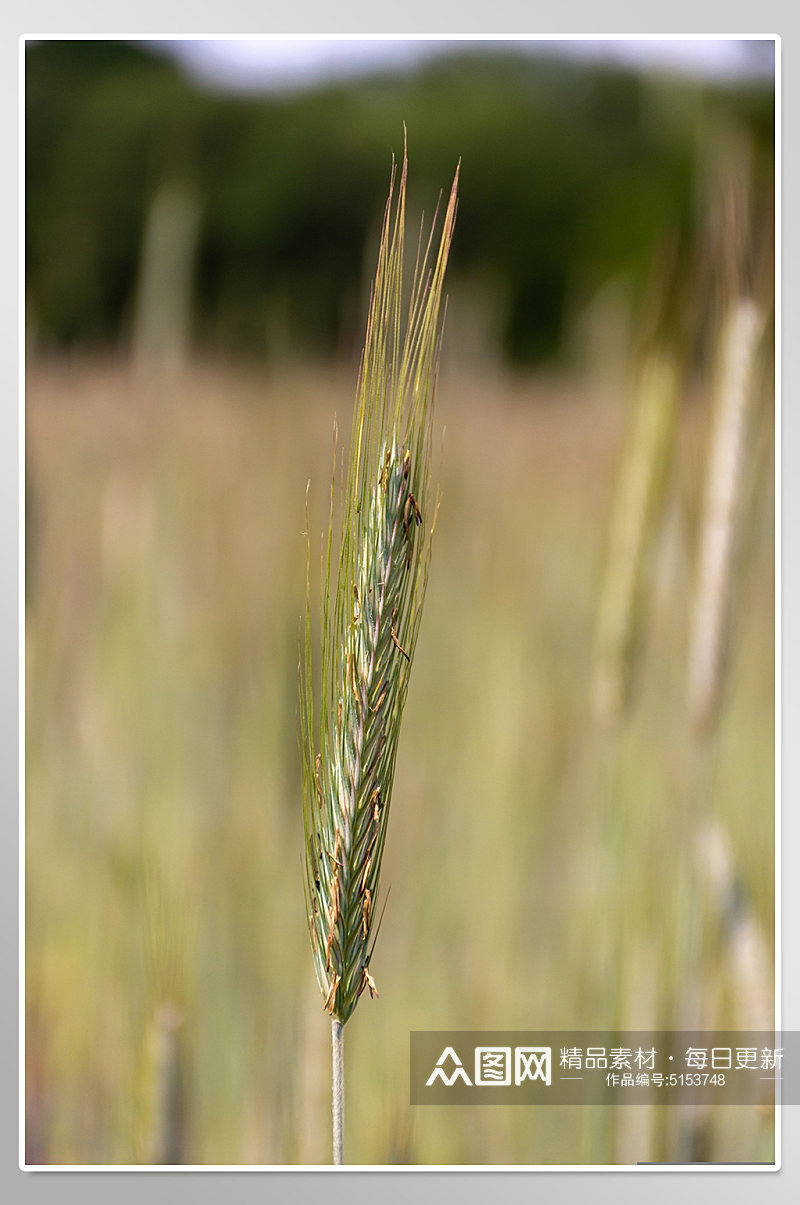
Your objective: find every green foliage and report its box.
[25,41,773,364]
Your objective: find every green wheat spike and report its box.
[299,138,458,1029]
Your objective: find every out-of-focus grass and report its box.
[25,356,774,1165]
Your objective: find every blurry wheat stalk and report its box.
[132,181,202,376]
[675,146,772,1154]
[299,137,458,1164]
[687,292,772,1038]
[141,1002,184,1164]
[696,818,772,1032]
[593,352,679,728]
[135,851,191,1164]
[688,297,766,735]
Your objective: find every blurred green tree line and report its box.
[25,40,773,366]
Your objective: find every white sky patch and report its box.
[150,37,775,94]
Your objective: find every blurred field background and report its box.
[25,39,775,1165]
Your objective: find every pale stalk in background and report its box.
[142,1002,184,1165]
[582,348,679,1165]
[688,299,765,734]
[687,294,771,1030]
[674,294,771,1162]
[136,855,189,1165]
[593,352,680,730]
[132,182,202,378]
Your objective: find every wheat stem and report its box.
[331,1019,344,1164]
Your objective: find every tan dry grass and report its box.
[25,355,774,1164]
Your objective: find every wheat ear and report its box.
[299,136,458,1161]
